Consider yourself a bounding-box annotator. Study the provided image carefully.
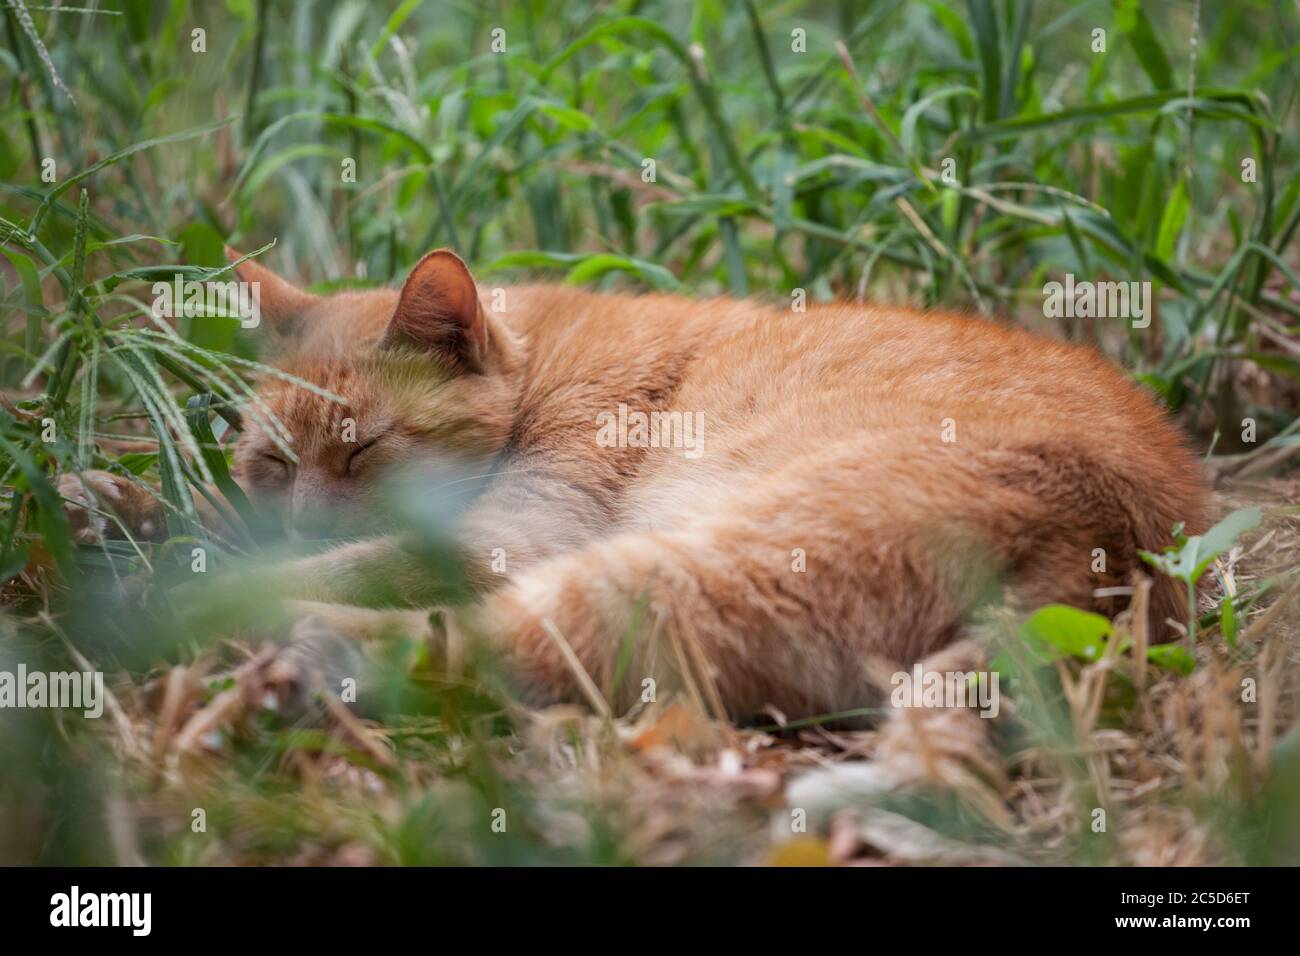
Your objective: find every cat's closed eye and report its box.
[258,453,291,482]
[347,434,386,474]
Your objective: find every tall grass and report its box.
[1,0,1298,865]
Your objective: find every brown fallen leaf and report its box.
[630,700,718,756]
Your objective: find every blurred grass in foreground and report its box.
[0,0,1298,864]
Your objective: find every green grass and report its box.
[1,0,1299,866]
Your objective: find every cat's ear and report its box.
[381,249,489,373]
[224,245,318,334]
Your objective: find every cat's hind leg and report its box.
[449,446,1045,719]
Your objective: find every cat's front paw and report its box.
[265,612,370,718]
[263,603,442,718]
[58,470,164,544]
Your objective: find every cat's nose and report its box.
[289,497,339,540]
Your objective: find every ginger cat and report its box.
[62,248,1209,719]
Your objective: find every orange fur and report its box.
[67,248,1210,719]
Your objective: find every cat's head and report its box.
[223,248,522,540]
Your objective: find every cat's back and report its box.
[512,285,1198,493]
[681,299,1164,447]
[671,298,1204,530]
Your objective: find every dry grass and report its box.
[2,0,1299,868]
[69,480,1298,867]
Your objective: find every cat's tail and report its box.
[985,439,1211,640]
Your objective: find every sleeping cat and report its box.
[61,247,1209,718]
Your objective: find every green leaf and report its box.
[900,86,978,156]
[1194,508,1262,577]
[0,433,76,583]
[540,17,761,201]
[483,251,679,291]
[966,0,1002,122]
[922,0,974,59]
[565,254,680,291]
[1116,0,1174,90]
[185,393,260,540]
[116,452,159,476]
[1146,643,1196,675]
[1140,507,1261,585]
[643,195,759,218]
[237,144,346,200]
[1,247,44,310]
[960,88,1266,145]
[1021,604,1118,662]
[30,116,238,237]
[0,546,29,584]
[2,248,46,364]
[1155,180,1189,261]
[1220,595,1238,647]
[369,0,424,60]
[536,102,595,132]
